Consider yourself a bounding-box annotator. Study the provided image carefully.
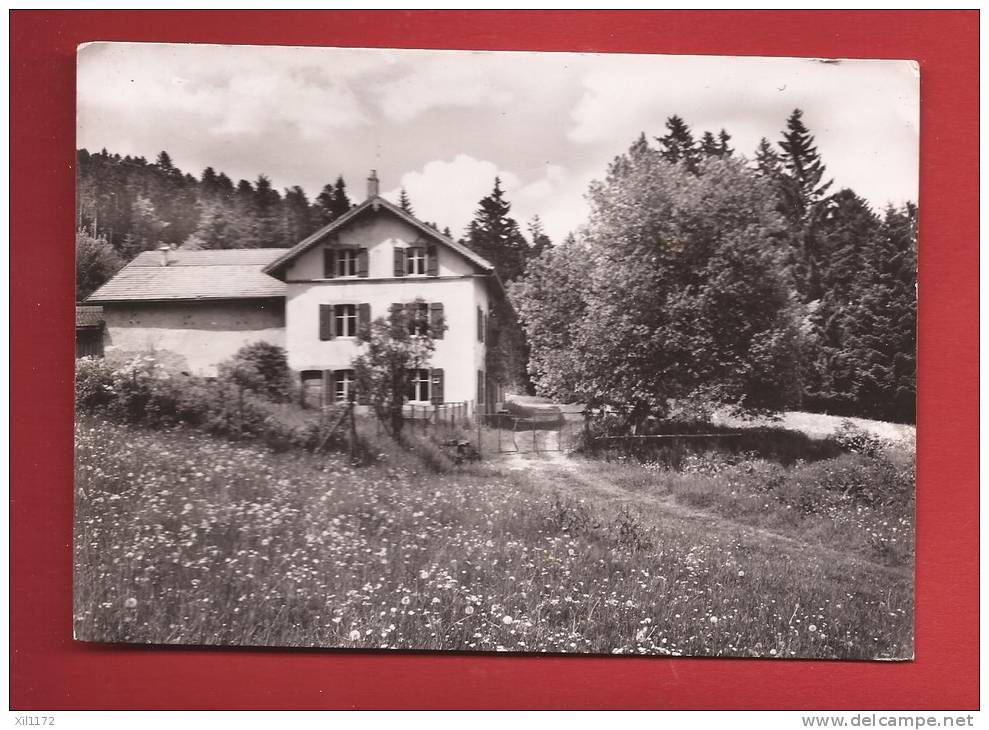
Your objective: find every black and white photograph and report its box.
[73,42,918,660]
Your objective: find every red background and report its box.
[10,10,979,710]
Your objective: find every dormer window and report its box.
[336,248,359,277]
[406,246,427,276]
[323,247,368,279]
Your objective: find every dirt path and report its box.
[490,451,911,579]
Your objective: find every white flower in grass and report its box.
[502,615,513,625]
[465,605,475,615]
[124,597,137,609]
[348,629,361,641]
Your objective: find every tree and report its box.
[315,176,352,227]
[76,228,123,300]
[526,216,552,261]
[352,299,445,436]
[754,137,782,178]
[515,139,802,423]
[398,188,414,215]
[282,186,313,245]
[252,174,283,245]
[462,177,529,283]
[717,129,734,158]
[510,237,588,400]
[778,109,833,219]
[122,196,168,258]
[656,115,701,173]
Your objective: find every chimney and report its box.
[367,169,380,199]
[158,244,171,267]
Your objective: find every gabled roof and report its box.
[86,248,287,304]
[263,195,495,277]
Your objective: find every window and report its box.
[406,246,427,276]
[477,306,486,343]
[335,304,357,337]
[334,369,355,403]
[336,248,359,277]
[408,302,430,336]
[407,368,430,402]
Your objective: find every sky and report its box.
[77,43,919,244]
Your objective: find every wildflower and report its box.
[769,648,777,656]
[709,616,718,624]
[400,595,411,606]
[808,624,818,633]
[737,570,745,577]
[124,597,138,609]
[502,615,513,625]
[348,630,361,641]
[465,605,475,615]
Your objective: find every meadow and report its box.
[74,413,914,659]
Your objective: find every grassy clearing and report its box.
[74,414,913,659]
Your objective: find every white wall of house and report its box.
[101,298,285,375]
[282,211,492,409]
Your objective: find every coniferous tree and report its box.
[398,188,414,215]
[700,131,720,158]
[779,109,833,219]
[526,216,552,261]
[754,137,782,178]
[314,175,352,227]
[282,186,312,244]
[717,129,733,158]
[462,177,530,283]
[252,175,283,245]
[656,115,701,173]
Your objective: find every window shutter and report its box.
[431,368,444,405]
[476,307,483,342]
[357,248,369,278]
[323,249,336,279]
[426,244,438,276]
[319,304,334,340]
[322,370,335,407]
[477,370,485,413]
[429,302,444,339]
[357,302,370,328]
[393,247,406,277]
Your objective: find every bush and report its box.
[75,357,115,412]
[832,420,891,458]
[73,353,327,455]
[217,342,291,402]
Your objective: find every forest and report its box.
[75,108,916,424]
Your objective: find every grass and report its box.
[74,413,913,659]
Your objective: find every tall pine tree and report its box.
[461,177,530,283]
[657,115,701,172]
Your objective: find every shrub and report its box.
[75,356,115,412]
[832,420,892,458]
[547,492,596,536]
[217,342,291,402]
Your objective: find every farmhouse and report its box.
[87,171,503,414]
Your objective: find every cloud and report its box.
[372,54,515,123]
[567,54,919,205]
[383,154,520,237]
[384,157,589,245]
[78,43,372,141]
